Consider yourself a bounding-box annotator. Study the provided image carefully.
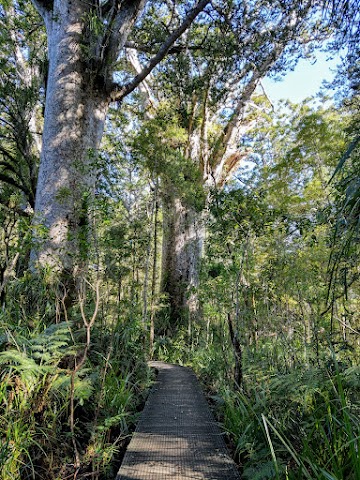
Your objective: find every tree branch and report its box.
[111,0,211,102]
[258,79,275,110]
[215,151,251,188]
[126,48,156,109]
[0,173,31,198]
[124,41,206,55]
[0,150,18,167]
[105,0,147,66]
[30,0,53,22]
[100,0,117,17]
[210,44,284,178]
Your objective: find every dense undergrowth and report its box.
[0,273,152,480]
[154,333,360,480]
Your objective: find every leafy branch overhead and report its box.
[31,0,211,102]
[126,0,327,189]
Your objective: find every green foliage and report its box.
[0,319,72,478]
[0,261,151,479]
[189,358,360,480]
[179,99,360,479]
[0,2,358,480]
[328,97,360,303]
[133,103,206,211]
[0,1,45,210]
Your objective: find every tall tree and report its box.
[132,0,328,324]
[322,0,360,306]
[29,0,211,290]
[0,2,46,300]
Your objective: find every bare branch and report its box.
[220,150,253,188]
[209,78,258,182]
[105,0,147,66]
[337,317,360,335]
[210,45,284,176]
[70,279,101,468]
[258,80,275,111]
[111,0,211,102]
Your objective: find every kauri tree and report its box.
[131,0,328,324]
[29,0,211,289]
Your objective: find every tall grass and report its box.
[155,324,359,480]
[217,362,360,480]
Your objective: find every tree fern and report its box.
[29,322,73,364]
[0,350,48,388]
[52,373,95,405]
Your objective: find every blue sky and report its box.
[262,50,340,104]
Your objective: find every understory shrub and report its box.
[0,277,151,480]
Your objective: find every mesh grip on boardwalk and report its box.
[116,361,241,480]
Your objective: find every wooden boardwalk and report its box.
[116,361,240,480]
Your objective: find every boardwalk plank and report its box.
[116,361,240,480]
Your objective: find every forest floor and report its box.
[115,361,240,479]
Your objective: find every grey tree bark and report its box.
[161,189,204,327]
[159,96,256,326]
[30,0,146,278]
[158,44,294,325]
[29,0,210,289]
[124,0,322,333]
[132,19,292,324]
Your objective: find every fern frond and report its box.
[29,322,72,363]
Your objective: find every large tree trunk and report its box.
[29,0,209,289]
[161,190,204,326]
[31,2,109,279]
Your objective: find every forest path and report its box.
[116,361,240,480]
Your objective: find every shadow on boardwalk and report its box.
[116,361,240,480]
